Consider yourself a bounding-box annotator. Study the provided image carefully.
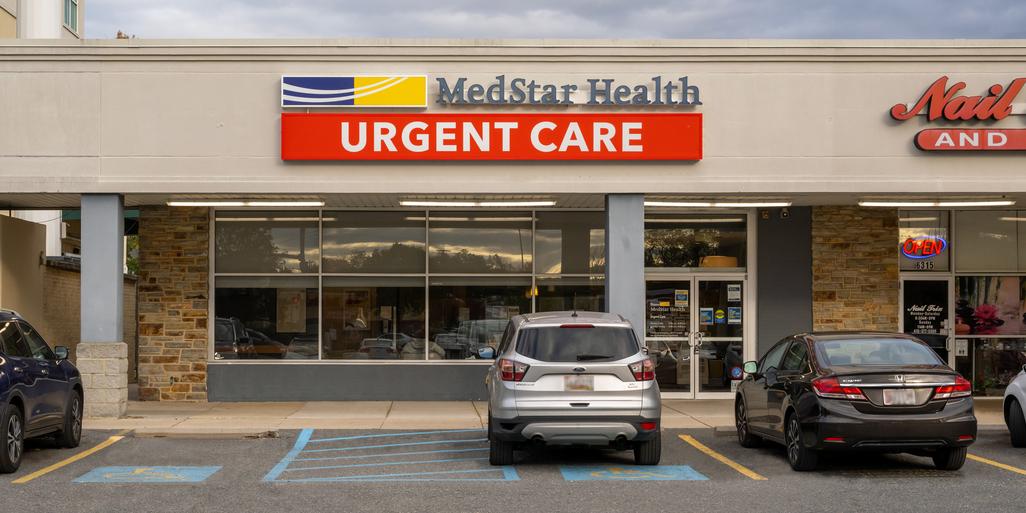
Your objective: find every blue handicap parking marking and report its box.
[74,466,222,484]
[560,465,708,481]
[265,429,519,483]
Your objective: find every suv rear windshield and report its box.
[515,326,639,362]
[815,338,944,367]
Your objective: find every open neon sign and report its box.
[901,236,948,259]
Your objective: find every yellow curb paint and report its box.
[967,453,1026,476]
[12,433,128,484]
[678,434,768,481]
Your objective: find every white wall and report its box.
[0,40,1023,197]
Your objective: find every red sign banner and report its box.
[281,113,702,161]
[914,129,1026,151]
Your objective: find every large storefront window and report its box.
[215,211,319,273]
[955,275,1026,394]
[214,276,319,360]
[428,277,532,360]
[321,277,426,360]
[213,209,606,362]
[644,214,746,269]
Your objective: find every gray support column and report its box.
[78,194,127,418]
[605,194,646,340]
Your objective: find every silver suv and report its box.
[481,311,661,465]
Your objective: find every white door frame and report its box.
[646,273,750,400]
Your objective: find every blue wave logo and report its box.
[281,75,427,107]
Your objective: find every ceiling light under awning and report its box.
[399,200,556,207]
[645,201,792,208]
[167,200,325,207]
[860,200,1015,208]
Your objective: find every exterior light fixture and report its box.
[167,200,325,207]
[645,201,792,208]
[859,200,1015,208]
[399,200,556,207]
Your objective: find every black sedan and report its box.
[735,332,976,471]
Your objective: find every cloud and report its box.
[86,0,1026,39]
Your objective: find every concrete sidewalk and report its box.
[82,398,1007,436]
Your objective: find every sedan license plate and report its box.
[882,388,917,406]
[564,375,594,392]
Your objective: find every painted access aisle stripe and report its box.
[560,465,707,481]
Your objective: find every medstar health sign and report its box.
[279,74,703,161]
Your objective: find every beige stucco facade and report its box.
[0,39,1023,204]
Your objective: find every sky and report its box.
[85,0,1026,40]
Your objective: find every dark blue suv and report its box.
[0,310,83,473]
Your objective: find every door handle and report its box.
[12,366,24,373]
[41,369,49,376]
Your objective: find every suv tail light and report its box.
[629,359,655,381]
[812,376,866,401]
[499,359,529,382]
[934,375,972,399]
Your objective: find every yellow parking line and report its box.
[12,431,129,484]
[968,453,1026,476]
[678,434,768,481]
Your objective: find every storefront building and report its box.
[1,39,1025,413]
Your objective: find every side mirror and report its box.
[743,361,758,375]
[54,346,69,361]
[641,345,650,355]
[477,347,495,359]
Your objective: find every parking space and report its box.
[1,428,1025,512]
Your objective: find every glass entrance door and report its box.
[900,278,953,364]
[695,279,745,395]
[645,281,692,393]
[645,277,746,398]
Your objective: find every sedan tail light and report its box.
[812,376,867,401]
[629,359,655,381]
[934,375,972,399]
[499,359,529,382]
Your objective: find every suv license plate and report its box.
[882,388,916,406]
[565,375,594,391]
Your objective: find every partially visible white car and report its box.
[1005,364,1026,447]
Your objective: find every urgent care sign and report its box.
[280,113,702,161]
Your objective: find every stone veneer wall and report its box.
[811,206,899,331]
[137,206,209,401]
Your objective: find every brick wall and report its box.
[137,206,209,401]
[40,259,138,381]
[812,206,899,331]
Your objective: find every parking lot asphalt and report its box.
[2,428,1025,513]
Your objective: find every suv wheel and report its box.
[633,431,661,465]
[489,436,515,466]
[1009,398,1026,448]
[785,412,818,471]
[56,392,83,449]
[0,404,24,474]
[933,446,967,470]
[735,397,761,448]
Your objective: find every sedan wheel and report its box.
[735,398,760,448]
[784,413,818,471]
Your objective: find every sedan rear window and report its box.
[516,326,639,362]
[815,338,944,366]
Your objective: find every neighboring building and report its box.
[1,38,1025,416]
[0,0,82,39]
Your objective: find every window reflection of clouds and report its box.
[428,217,533,273]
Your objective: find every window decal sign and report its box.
[901,235,948,260]
[891,76,1026,151]
[281,113,702,161]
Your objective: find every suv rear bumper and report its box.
[490,416,660,445]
